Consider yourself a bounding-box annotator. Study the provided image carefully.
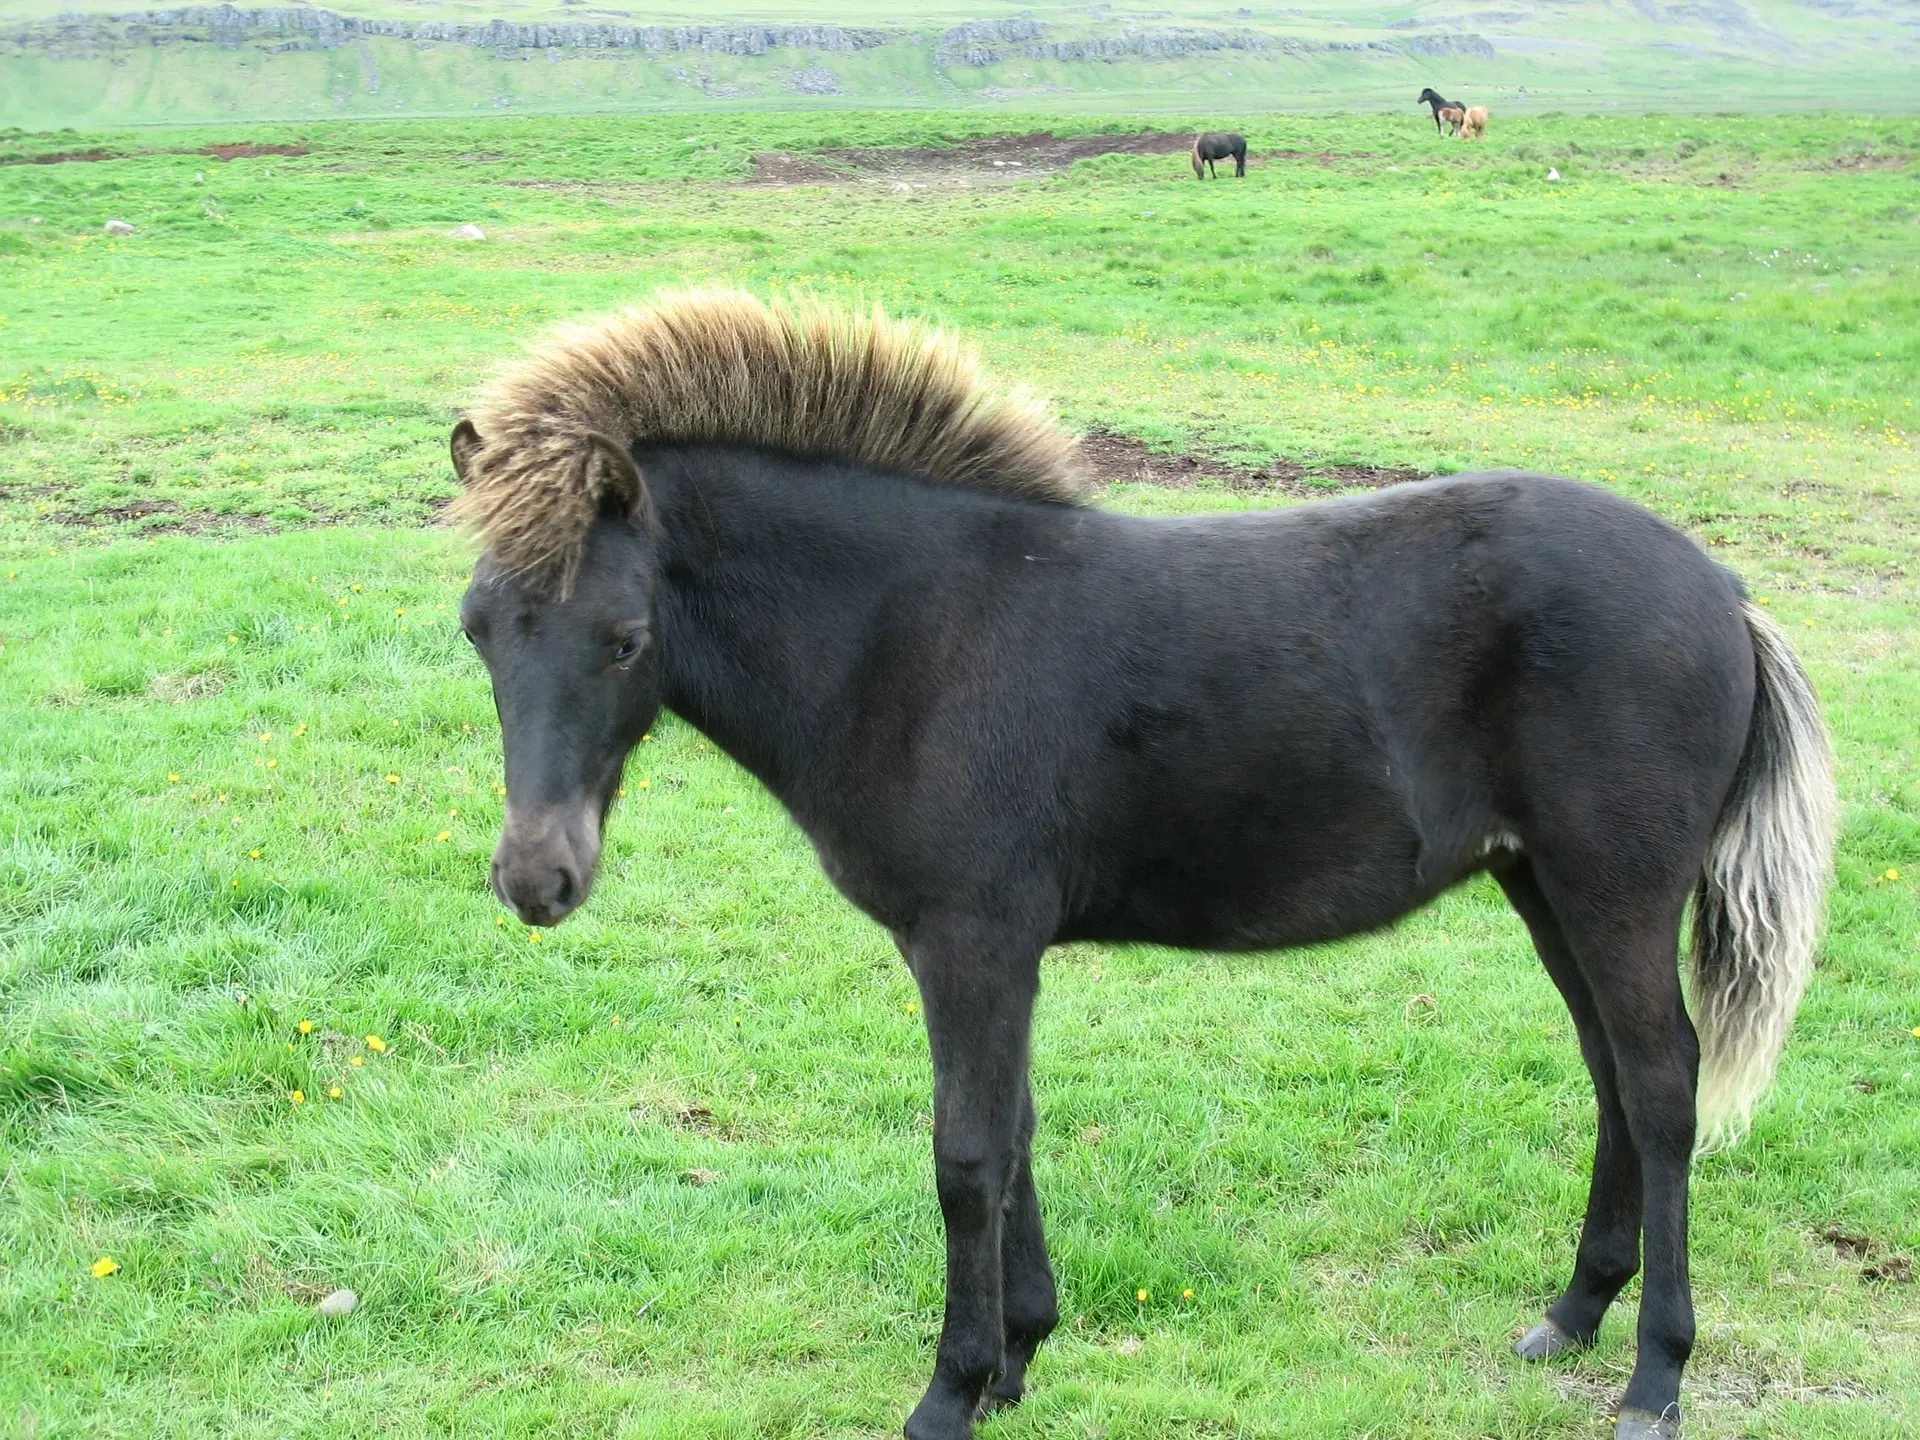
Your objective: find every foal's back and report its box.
[1033,473,1752,948]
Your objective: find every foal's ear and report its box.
[581,432,645,520]
[449,418,483,487]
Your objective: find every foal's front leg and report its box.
[983,1083,1059,1413]
[899,920,1045,1440]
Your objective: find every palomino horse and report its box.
[450,291,1835,1440]
[1191,130,1247,178]
[1462,104,1491,140]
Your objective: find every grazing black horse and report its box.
[450,292,1836,1440]
[1191,130,1247,178]
[1419,86,1463,134]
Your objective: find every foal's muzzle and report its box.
[491,805,602,927]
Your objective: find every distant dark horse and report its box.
[1191,130,1247,178]
[1419,87,1464,135]
[450,292,1836,1440]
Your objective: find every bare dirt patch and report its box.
[3,148,121,166]
[199,143,309,161]
[1818,1224,1916,1284]
[748,130,1195,187]
[3,141,310,167]
[1079,430,1428,497]
[48,498,280,535]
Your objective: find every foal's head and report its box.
[453,420,661,927]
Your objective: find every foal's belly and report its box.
[1059,790,1439,953]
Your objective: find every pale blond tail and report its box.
[1689,601,1838,1152]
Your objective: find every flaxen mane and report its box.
[451,289,1085,590]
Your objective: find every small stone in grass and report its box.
[446,223,486,241]
[680,1167,723,1187]
[104,218,137,235]
[316,1287,358,1318]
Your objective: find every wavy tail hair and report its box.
[1689,600,1838,1152]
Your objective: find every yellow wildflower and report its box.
[266,759,277,769]
[298,1020,314,1035]
[1136,1288,1149,1303]
[436,831,452,842]
[395,608,406,617]
[91,1256,120,1278]
[365,1035,387,1054]
[249,848,261,860]
[328,1086,344,1099]
[350,1056,365,1067]
[259,733,272,743]
[168,774,180,783]
[1182,1288,1194,1300]
[295,723,307,736]
[290,1090,306,1104]
[1886,869,1902,882]
[227,634,238,644]
[611,1015,623,1026]
[385,774,401,785]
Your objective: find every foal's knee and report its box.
[934,1152,1005,1227]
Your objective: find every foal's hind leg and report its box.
[1527,869,1699,1437]
[982,1084,1059,1414]
[1498,860,1643,1356]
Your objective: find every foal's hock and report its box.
[452,290,1838,1440]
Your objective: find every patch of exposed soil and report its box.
[1078,430,1429,497]
[748,129,1196,186]
[1824,151,1909,171]
[746,134,1384,189]
[749,151,856,185]
[1268,148,1383,167]
[3,141,309,167]
[1818,1224,1915,1283]
[48,498,281,535]
[4,148,121,166]
[199,142,308,161]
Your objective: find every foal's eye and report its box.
[612,634,642,664]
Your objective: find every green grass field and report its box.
[2,108,1918,1439]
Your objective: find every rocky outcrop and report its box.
[13,8,891,53]
[0,7,1488,67]
[1402,32,1498,60]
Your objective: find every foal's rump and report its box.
[1065,473,1757,949]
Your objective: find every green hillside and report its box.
[1,0,1915,127]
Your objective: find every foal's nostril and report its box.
[553,866,577,910]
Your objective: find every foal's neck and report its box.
[643,444,1073,813]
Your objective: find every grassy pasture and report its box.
[1,110,1918,1438]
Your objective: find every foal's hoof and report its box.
[975,1389,1019,1419]
[1612,1404,1682,1439]
[1514,1316,1583,1361]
